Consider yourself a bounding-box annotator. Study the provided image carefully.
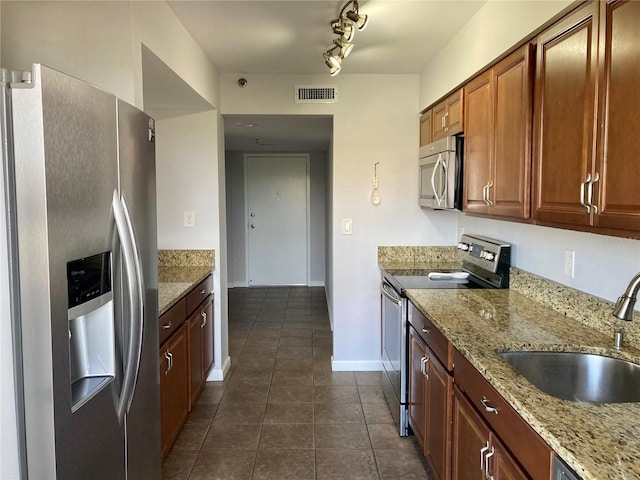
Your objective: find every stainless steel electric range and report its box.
[380,234,511,436]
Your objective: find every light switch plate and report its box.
[342,218,353,235]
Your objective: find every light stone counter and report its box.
[406,287,640,480]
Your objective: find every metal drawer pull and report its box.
[162,321,173,330]
[588,171,600,214]
[480,441,489,471]
[200,289,206,294]
[201,311,207,327]
[481,396,499,414]
[485,446,495,479]
[421,324,430,334]
[580,173,591,213]
[486,181,494,207]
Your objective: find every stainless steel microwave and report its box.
[418,135,464,210]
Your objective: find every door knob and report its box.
[250,224,256,229]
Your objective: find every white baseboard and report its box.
[308,280,324,287]
[206,355,231,381]
[228,281,248,289]
[331,356,383,371]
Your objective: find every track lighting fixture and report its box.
[323,0,369,76]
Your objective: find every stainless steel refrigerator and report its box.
[1,64,160,479]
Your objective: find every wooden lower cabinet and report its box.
[452,387,528,480]
[160,323,189,458]
[408,325,453,480]
[188,294,214,407]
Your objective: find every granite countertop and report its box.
[405,287,640,480]
[158,266,213,315]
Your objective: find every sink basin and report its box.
[498,351,640,403]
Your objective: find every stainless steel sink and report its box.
[498,351,640,403]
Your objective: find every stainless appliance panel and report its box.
[419,135,463,210]
[117,99,161,479]
[12,65,125,478]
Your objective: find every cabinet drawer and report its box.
[453,349,552,480]
[186,274,213,316]
[159,298,186,346]
[408,302,453,371]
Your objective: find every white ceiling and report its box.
[147,0,487,151]
[167,0,487,75]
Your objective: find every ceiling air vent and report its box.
[295,85,338,104]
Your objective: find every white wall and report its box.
[225,150,327,287]
[419,0,573,110]
[421,0,640,305]
[221,73,459,369]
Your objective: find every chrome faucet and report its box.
[613,272,640,321]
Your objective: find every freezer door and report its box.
[117,99,161,479]
[12,65,125,479]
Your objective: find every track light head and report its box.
[323,47,342,76]
[346,9,368,30]
[331,18,355,42]
[333,38,354,58]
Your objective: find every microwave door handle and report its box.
[431,155,442,205]
[439,155,448,204]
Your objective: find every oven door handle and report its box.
[381,281,402,305]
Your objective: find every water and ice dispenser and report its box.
[67,252,116,412]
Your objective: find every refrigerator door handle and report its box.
[120,193,145,413]
[111,190,141,423]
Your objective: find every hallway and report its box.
[162,286,433,480]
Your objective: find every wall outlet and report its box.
[184,211,195,228]
[564,249,575,278]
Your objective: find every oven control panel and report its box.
[457,234,510,274]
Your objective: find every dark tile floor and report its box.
[162,286,433,480]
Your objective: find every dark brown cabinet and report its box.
[408,302,453,480]
[432,89,464,141]
[189,294,214,407]
[159,274,214,458]
[464,44,533,218]
[452,387,528,480]
[160,323,189,458]
[453,350,552,480]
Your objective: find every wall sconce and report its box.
[323,0,369,76]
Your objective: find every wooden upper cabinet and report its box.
[532,2,599,226]
[463,44,533,219]
[594,0,640,232]
[432,89,464,141]
[420,110,432,147]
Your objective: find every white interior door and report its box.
[246,154,309,286]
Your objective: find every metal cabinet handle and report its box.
[485,446,495,478]
[480,441,489,472]
[421,356,429,378]
[441,116,446,128]
[162,321,173,330]
[588,171,600,214]
[580,173,592,213]
[164,351,172,375]
[486,181,494,206]
[481,396,499,414]
[421,324,430,334]
[201,310,207,328]
[200,289,206,294]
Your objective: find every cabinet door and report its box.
[189,311,204,408]
[463,70,492,215]
[594,0,640,232]
[420,110,432,147]
[425,347,453,480]
[160,323,189,458]
[492,45,533,219]
[452,387,490,480]
[432,102,448,141]
[202,295,214,378]
[408,327,427,448]
[532,2,599,226]
[491,434,529,480]
[446,90,464,137]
